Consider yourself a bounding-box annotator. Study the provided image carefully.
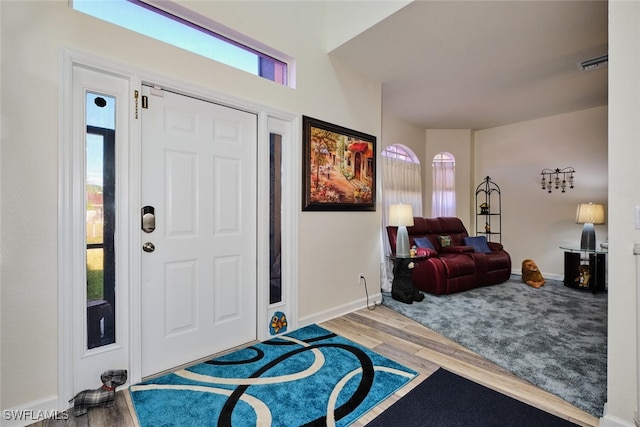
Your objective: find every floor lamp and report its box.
[576,202,605,251]
[389,204,414,257]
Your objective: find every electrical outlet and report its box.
[358,273,365,285]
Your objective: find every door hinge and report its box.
[150,86,164,97]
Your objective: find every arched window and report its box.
[432,152,456,217]
[381,144,419,163]
[381,144,422,291]
[381,144,422,224]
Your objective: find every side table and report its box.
[389,255,426,304]
[560,246,607,293]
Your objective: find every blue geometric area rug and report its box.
[130,324,417,426]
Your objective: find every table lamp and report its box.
[389,204,414,257]
[576,202,605,251]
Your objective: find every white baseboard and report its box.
[306,272,572,329]
[599,403,637,427]
[299,292,383,327]
[302,271,567,328]
[1,395,67,427]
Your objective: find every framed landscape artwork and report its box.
[302,116,376,211]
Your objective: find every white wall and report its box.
[475,106,608,278]
[0,0,383,411]
[325,1,411,52]
[604,1,640,425]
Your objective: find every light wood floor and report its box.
[33,305,598,426]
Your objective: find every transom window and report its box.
[72,0,290,85]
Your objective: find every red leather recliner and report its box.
[387,217,511,295]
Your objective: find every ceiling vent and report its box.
[578,54,608,72]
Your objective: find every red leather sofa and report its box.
[387,217,511,295]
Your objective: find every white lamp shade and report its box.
[389,204,414,227]
[576,203,605,225]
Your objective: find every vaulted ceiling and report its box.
[329,1,608,130]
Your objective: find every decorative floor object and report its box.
[130,324,417,426]
[383,276,607,417]
[369,368,578,426]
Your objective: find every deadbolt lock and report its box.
[141,205,156,233]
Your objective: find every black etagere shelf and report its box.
[475,176,502,243]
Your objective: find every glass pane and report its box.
[73,0,287,85]
[86,248,104,300]
[269,133,282,304]
[86,92,116,349]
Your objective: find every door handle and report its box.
[142,242,155,253]
[141,206,155,233]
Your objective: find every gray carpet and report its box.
[382,275,607,417]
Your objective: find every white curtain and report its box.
[380,154,422,292]
[431,156,456,217]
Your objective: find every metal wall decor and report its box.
[540,167,575,193]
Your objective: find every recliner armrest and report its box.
[487,242,504,251]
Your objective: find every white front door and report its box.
[140,85,257,377]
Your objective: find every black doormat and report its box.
[368,368,578,427]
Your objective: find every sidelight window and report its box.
[270,133,282,304]
[85,93,116,349]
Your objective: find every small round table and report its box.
[389,255,426,304]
